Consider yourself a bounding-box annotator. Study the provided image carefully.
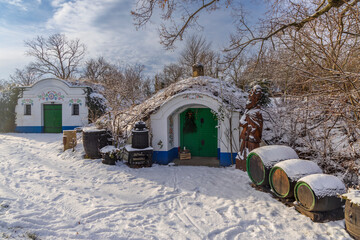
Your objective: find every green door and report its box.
[180,108,218,157]
[44,104,62,133]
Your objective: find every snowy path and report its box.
[0,133,351,239]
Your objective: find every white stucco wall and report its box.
[15,78,88,131]
[150,92,240,154]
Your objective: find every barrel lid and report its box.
[273,159,322,181]
[82,126,107,133]
[297,173,346,198]
[249,145,298,168]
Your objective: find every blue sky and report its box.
[0,0,265,81]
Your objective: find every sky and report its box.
[0,0,265,81]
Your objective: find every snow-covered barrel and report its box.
[342,190,360,240]
[246,145,298,186]
[294,174,346,212]
[269,159,322,198]
[82,127,112,159]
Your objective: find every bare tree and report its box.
[25,33,86,80]
[9,65,40,86]
[82,57,113,83]
[132,0,360,62]
[155,63,185,91]
[102,63,148,110]
[179,35,220,77]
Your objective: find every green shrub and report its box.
[0,86,22,132]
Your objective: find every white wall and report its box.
[150,92,240,154]
[15,78,88,130]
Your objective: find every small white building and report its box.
[100,76,247,166]
[15,78,89,133]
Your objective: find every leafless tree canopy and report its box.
[132,0,360,61]
[82,57,113,83]
[25,33,86,80]
[132,0,231,49]
[9,65,40,86]
[179,34,220,77]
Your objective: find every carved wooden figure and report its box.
[237,85,263,170]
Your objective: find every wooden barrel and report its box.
[269,159,322,198]
[246,145,298,186]
[345,199,360,240]
[294,174,346,211]
[82,127,111,159]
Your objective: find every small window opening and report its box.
[72,104,79,115]
[24,104,31,115]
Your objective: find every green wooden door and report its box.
[44,104,62,133]
[180,108,218,157]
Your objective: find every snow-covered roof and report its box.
[274,159,322,181]
[297,174,346,198]
[22,78,89,89]
[97,76,247,136]
[249,145,299,168]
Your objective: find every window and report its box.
[24,104,31,115]
[72,104,79,115]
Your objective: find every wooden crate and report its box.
[179,152,191,160]
[63,130,77,151]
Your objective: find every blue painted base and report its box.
[219,152,237,167]
[153,147,236,167]
[15,126,43,133]
[62,126,80,131]
[15,126,80,133]
[153,147,178,165]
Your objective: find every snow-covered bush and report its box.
[264,97,360,186]
[85,87,107,123]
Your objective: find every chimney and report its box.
[192,63,204,77]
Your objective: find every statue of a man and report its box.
[237,85,263,165]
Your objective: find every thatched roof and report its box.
[96,76,247,139]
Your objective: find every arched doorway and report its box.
[179,108,218,157]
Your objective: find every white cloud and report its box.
[0,0,27,10]
[46,0,177,75]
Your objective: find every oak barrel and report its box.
[294,174,346,212]
[82,128,112,159]
[269,159,322,198]
[342,190,360,239]
[246,145,298,186]
[345,199,360,239]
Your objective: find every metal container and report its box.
[131,121,149,149]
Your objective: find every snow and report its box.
[297,174,347,198]
[82,126,106,133]
[0,133,351,239]
[250,145,299,168]
[342,189,360,206]
[100,145,118,154]
[274,159,323,181]
[96,76,248,137]
[125,144,153,152]
[89,92,106,101]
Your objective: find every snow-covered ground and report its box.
[0,133,352,239]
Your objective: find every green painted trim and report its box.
[269,167,290,198]
[294,182,315,210]
[246,152,265,185]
